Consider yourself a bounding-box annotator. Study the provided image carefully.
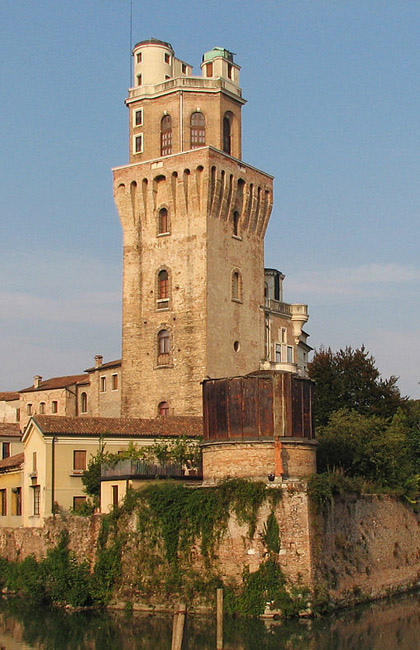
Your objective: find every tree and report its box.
[308,345,404,427]
[316,409,413,488]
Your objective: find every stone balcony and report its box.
[127,76,243,101]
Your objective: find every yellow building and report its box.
[0,453,23,527]
[21,415,202,527]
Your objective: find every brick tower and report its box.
[113,39,273,418]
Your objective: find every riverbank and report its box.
[1,479,420,616]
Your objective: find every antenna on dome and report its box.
[129,1,133,86]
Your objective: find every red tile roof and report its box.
[20,375,89,393]
[84,359,122,373]
[0,392,20,401]
[0,452,24,472]
[0,423,21,438]
[31,415,203,438]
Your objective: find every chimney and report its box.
[94,355,103,369]
[33,375,42,389]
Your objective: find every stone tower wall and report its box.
[114,147,272,418]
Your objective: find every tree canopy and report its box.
[308,345,404,427]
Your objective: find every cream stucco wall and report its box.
[0,467,23,528]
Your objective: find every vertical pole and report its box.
[172,602,186,650]
[171,607,178,650]
[216,588,223,649]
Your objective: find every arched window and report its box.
[158,207,169,234]
[157,329,170,365]
[223,112,232,155]
[233,211,240,236]
[157,270,169,308]
[81,392,88,414]
[158,401,170,416]
[232,270,242,301]
[190,112,205,149]
[161,115,172,156]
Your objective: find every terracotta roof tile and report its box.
[84,359,122,373]
[0,423,21,438]
[20,375,89,393]
[0,452,24,472]
[0,392,20,401]
[32,415,203,438]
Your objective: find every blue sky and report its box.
[1,0,419,397]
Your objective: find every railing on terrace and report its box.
[128,76,242,100]
[265,300,308,318]
[266,299,292,316]
[101,458,202,480]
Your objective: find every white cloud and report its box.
[287,263,420,300]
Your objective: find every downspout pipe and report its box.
[180,91,183,152]
[51,436,57,517]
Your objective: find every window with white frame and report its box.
[100,376,106,392]
[133,134,143,154]
[134,108,143,127]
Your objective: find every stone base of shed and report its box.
[201,438,317,484]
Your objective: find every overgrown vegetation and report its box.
[81,435,202,509]
[0,531,93,607]
[0,480,296,615]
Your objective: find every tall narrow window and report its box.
[157,329,170,365]
[33,452,37,473]
[232,271,242,301]
[137,74,142,86]
[134,109,143,126]
[287,346,294,364]
[158,270,169,306]
[13,487,21,516]
[134,134,143,153]
[159,401,170,416]
[136,52,142,63]
[158,207,169,234]
[51,400,58,413]
[27,403,32,416]
[112,374,118,391]
[112,485,119,507]
[2,442,10,459]
[0,490,6,516]
[33,485,40,516]
[81,392,88,413]
[190,112,205,149]
[161,115,172,156]
[227,63,233,79]
[223,113,232,155]
[39,402,45,414]
[206,62,213,77]
[100,376,106,392]
[233,211,240,237]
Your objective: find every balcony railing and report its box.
[265,300,308,318]
[128,76,242,100]
[101,458,202,481]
